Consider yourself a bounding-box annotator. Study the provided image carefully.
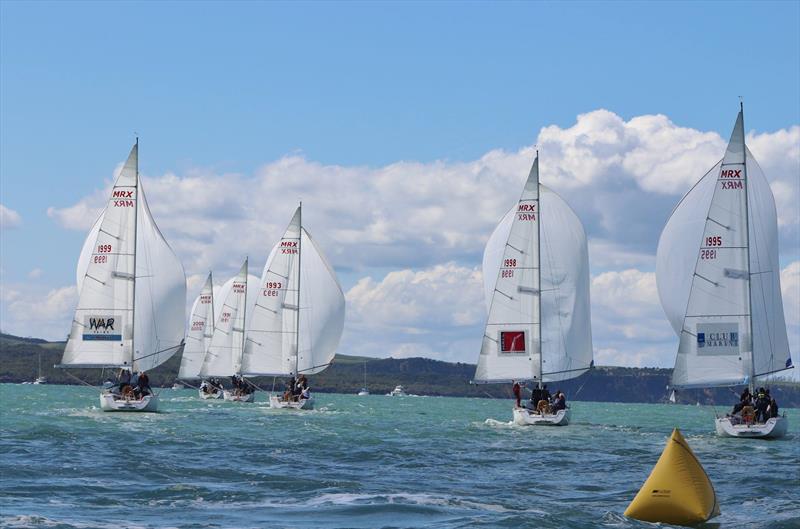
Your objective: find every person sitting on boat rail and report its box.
[552,391,566,412]
[767,392,779,418]
[283,376,297,402]
[536,385,552,414]
[754,387,770,423]
[117,368,131,393]
[731,389,753,415]
[134,371,151,398]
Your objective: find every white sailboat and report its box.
[56,142,186,412]
[241,204,345,410]
[357,361,369,396]
[33,352,47,384]
[200,260,255,402]
[474,152,593,426]
[657,105,793,438]
[178,272,223,399]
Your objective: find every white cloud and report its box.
[27,268,42,279]
[781,261,800,374]
[0,204,22,229]
[28,110,799,368]
[0,285,77,341]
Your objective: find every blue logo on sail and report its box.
[697,333,705,348]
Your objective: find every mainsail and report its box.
[475,155,593,384]
[656,107,791,389]
[242,205,345,377]
[200,260,249,378]
[61,143,186,371]
[178,272,215,380]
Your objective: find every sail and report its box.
[66,145,187,372]
[476,156,592,384]
[656,109,791,388]
[242,207,345,376]
[178,273,215,379]
[200,260,248,377]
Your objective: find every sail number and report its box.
[700,249,717,260]
[704,236,722,247]
[504,259,517,267]
[220,311,231,323]
[501,270,514,278]
[199,294,212,304]
[262,282,283,297]
[97,244,112,253]
[93,244,112,263]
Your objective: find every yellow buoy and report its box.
[624,428,720,526]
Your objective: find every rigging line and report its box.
[243,377,269,392]
[706,217,730,230]
[63,369,99,388]
[132,343,182,363]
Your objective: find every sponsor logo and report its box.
[82,315,123,341]
[697,323,739,356]
[500,331,526,354]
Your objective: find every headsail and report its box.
[178,273,215,380]
[656,108,791,388]
[62,143,186,371]
[200,260,248,377]
[475,155,592,383]
[242,206,345,377]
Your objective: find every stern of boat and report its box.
[715,416,788,439]
[99,392,158,412]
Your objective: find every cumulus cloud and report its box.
[781,261,800,371]
[30,110,799,367]
[0,204,22,229]
[0,284,77,341]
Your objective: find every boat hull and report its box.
[512,407,570,426]
[199,388,223,399]
[269,395,314,410]
[223,391,255,403]
[715,416,788,438]
[99,393,158,412]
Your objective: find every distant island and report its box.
[1,332,797,407]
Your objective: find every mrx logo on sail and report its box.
[719,169,743,190]
[112,190,135,207]
[280,240,298,254]
[517,203,537,221]
[82,315,123,341]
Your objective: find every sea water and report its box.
[1,384,798,529]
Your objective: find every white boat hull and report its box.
[512,407,570,426]
[715,416,788,439]
[99,393,158,412]
[357,390,369,396]
[199,388,223,400]
[269,395,314,410]
[223,390,255,403]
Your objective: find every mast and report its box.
[209,271,216,338]
[536,151,543,388]
[130,137,139,371]
[241,258,248,376]
[740,103,756,392]
[295,201,302,376]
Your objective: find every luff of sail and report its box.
[178,272,215,379]
[475,155,593,384]
[200,260,248,378]
[61,143,186,371]
[656,107,791,389]
[241,206,345,377]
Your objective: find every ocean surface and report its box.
[1,384,798,529]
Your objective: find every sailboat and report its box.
[200,260,255,402]
[474,152,593,426]
[657,105,793,438]
[178,272,223,399]
[241,204,345,410]
[56,142,186,412]
[33,352,47,384]
[357,361,369,396]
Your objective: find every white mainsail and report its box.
[61,143,186,372]
[178,273,215,380]
[656,107,792,389]
[475,155,593,384]
[200,260,249,378]
[242,205,345,377]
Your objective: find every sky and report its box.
[1,1,798,375]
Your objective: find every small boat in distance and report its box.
[55,142,186,412]
[357,361,369,395]
[33,352,46,384]
[473,152,593,426]
[387,385,407,397]
[657,104,793,439]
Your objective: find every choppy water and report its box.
[1,384,798,529]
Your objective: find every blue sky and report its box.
[1,1,798,371]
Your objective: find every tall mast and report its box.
[536,151,543,388]
[130,137,139,370]
[241,258,248,376]
[295,202,302,375]
[209,271,216,336]
[740,103,756,392]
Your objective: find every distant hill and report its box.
[1,332,798,407]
